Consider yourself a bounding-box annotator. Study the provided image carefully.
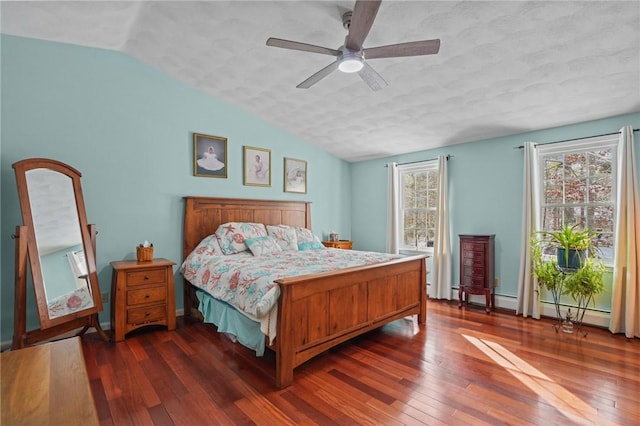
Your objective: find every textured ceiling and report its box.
[2,1,639,162]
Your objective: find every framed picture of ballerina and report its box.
[243,146,271,187]
[193,133,227,178]
[284,157,307,194]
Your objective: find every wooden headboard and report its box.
[183,197,311,260]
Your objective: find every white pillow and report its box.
[245,236,283,256]
[266,224,298,251]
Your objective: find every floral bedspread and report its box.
[181,249,399,319]
[47,285,94,319]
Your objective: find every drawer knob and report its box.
[145,312,151,317]
[145,294,150,299]
[144,275,149,280]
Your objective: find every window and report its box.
[537,135,618,264]
[399,161,439,252]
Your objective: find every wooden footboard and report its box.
[274,254,427,388]
[182,196,427,388]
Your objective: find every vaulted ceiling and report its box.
[2,1,639,162]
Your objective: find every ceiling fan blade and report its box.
[266,38,339,56]
[364,39,441,59]
[345,0,381,51]
[297,61,340,89]
[358,62,388,92]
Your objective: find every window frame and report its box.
[536,134,618,266]
[398,160,439,254]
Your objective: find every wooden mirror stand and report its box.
[12,158,109,349]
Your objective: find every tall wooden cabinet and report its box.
[458,234,495,313]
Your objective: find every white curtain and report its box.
[516,142,541,318]
[386,162,400,254]
[609,126,640,338]
[430,155,452,299]
[67,249,89,290]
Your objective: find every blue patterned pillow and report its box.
[245,236,283,256]
[298,240,325,250]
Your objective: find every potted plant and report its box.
[536,224,598,269]
[563,258,605,327]
[531,239,565,322]
[531,230,605,335]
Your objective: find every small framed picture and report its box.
[244,146,271,187]
[193,133,227,178]
[284,157,307,194]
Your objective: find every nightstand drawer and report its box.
[126,269,167,286]
[127,287,167,306]
[127,305,166,325]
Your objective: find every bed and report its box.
[182,196,427,388]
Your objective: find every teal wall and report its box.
[351,113,640,301]
[2,34,638,342]
[0,35,351,341]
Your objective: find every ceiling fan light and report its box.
[339,58,364,73]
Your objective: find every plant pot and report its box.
[557,248,584,270]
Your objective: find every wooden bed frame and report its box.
[182,196,427,388]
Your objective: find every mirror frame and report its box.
[13,158,103,329]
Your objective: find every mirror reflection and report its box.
[25,168,94,319]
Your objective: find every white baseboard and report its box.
[451,289,611,328]
[0,308,186,352]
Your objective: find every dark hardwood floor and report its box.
[82,300,639,425]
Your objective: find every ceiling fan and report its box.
[266,0,440,91]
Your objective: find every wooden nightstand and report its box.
[322,240,353,250]
[110,258,176,342]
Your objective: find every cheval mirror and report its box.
[12,158,109,349]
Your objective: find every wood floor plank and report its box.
[78,300,638,425]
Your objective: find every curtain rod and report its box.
[384,154,452,167]
[514,128,639,149]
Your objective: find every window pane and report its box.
[416,229,427,249]
[588,206,614,232]
[403,229,415,247]
[565,153,587,178]
[416,210,427,229]
[402,174,415,207]
[427,189,438,207]
[589,175,612,202]
[544,180,564,204]
[416,193,427,208]
[544,156,564,180]
[427,210,436,228]
[563,206,586,227]
[415,172,428,193]
[565,178,586,203]
[542,207,563,231]
[588,150,613,175]
[404,210,416,229]
[427,172,438,190]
